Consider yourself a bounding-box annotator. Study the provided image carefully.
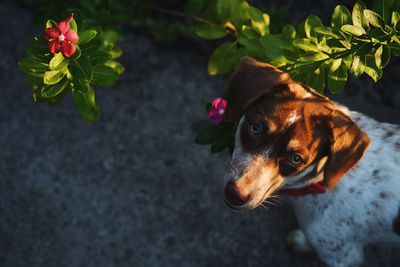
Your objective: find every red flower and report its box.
[45,15,79,58]
[208,98,227,125]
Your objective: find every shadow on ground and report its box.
[0,3,399,267]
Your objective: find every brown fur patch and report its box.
[224,57,291,122]
[323,112,370,188]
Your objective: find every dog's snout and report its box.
[224,181,250,207]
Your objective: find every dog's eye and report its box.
[289,154,303,165]
[248,122,263,136]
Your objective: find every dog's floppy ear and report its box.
[323,111,371,188]
[224,57,291,122]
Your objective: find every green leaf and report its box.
[237,35,266,59]
[314,26,343,39]
[294,52,329,72]
[211,132,234,153]
[24,71,45,86]
[41,78,69,98]
[72,86,99,123]
[86,51,111,66]
[241,25,260,39]
[231,0,250,26]
[49,53,69,71]
[261,34,291,50]
[208,42,246,75]
[392,11,400,27]
[270,55,294,68]
[101,30,121,44]
[282,24,296,40]
[332,5,352,29]
[18,58,48,73]
[328,59,348,93]
[305,67,326,92]
[26,38,51,61]
[77,30,97,45]
[92,65,119,86]
[374,45,391,68]
[70,56,93,81]
[351,42,373,56]
[298,52,329,62]
[69,17,78,33]
[216,0,230,20]
[296,20,307,39]
[369,27,390,42]
[292,38,320,52]
[46,19,57,29]
[248,7,269,36]
[363,9,385,28]
[105,60,125,75]
[372,0,395,23]
[80,40,101,52]
[73,45,81,59]
[46,86,68,105]
[351,55,365,77]
[352,1,368,28]
[326,38,351,52]
[195,24,227,40]
[364,55,382,81]
[195,125,226,145]
[341,24,367,36]
[110,46,123,59]
[43,70,66,85]
[304,15,323,39]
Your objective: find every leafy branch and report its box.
[195,0,400,93]
[194,0,400,153]
[18,16,124,122]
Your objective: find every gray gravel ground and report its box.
[1,2,400,267]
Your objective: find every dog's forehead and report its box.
[247,94,305,129]
[244,92,329,149]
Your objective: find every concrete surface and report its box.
[0,2,400,267]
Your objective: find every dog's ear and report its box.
[323,111,371,188]
[224,57,291,122]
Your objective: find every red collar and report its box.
[280,181,327,196]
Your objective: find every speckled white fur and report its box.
[229,109,400,267]
[289,110,400,267]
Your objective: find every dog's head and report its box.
[223,57,370,210]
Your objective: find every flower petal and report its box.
[208,108,224,125]
[45,27,60,40]
[48,40,60,54]
[57,20,70,35]
[211,97,227,109]
[60,41,76,58]
[65,29,79,43]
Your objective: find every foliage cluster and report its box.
[18,16,124,122]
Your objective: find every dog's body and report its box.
[222,57,400,267]
[289,110,400,267]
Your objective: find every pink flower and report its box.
[208,97,227,125]
[45,14,79,58]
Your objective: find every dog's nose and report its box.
[224,181,250,207]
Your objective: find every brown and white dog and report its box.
[223,57,400,267]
